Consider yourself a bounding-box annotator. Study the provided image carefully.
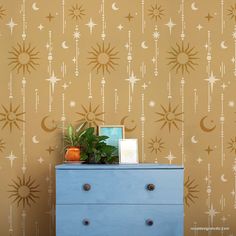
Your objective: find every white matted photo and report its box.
[119,139,139,164]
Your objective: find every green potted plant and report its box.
[64,123,86,162]
[79,127,118,164]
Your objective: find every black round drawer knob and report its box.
[82,219,90,226]
[83,183,91,191]
[146,183,155,191]
[146,219,154,226]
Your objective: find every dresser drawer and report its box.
[56,204,183,236]
[56,169,183,204]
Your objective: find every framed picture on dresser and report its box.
[98,125,125,156]
[119,139,139,164]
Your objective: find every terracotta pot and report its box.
[65,147,81,161]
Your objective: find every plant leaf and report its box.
[67,124,74,137]
[97,135,109,141]
[80,153,88,161]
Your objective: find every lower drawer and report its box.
[56,204,183,236]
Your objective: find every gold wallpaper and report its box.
[0,0,236,235]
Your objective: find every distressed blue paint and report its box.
[56,169,183,205]
[56,163,183,170]
[56,205,183,236]
[56,164,184,236]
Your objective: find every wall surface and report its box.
[0,0,236,235]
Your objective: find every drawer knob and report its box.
[146,219,154,226]
[82,219,90,226]
[146,183,155,191]
[83,183,91,191]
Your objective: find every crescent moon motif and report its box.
[32,3,39,11]
[191,136,198,144]
[32,136,39,144]
[221,174,227,182]
[191,2,198,11]
[220,41,228,49]
[62,41,69,49]
[41,116,57,133]
[141,41,148,49]
[112,2,119,11]
[121,116,137,132]
[200,116,216,132]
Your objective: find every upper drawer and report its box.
[56,169,183,204]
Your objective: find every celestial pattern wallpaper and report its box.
[0,0,236,235]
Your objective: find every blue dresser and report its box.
[56,164,184,236]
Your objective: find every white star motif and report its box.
[153,31,160,40]
[72,57,76,63]
[46,71,61,93]
[221,216,227,223]
[197,157,203,164]
[6,18,17,34]
[142,83,148,89]
[165,18,176,34]
[228,101,235,107]
[124,43,129,49]
[5,151,18,168]
[233,163,236,173]
[117,24,124,30]
[221,83,227,90]
[126,71,139,93]
[73,31,81,39]
[62,83,69,90]
[85,18,96,34]
[164,151,176,164]
[22,165,27,173]
[70,101,76,107]
[205,204,219,226]
[152,57,156,63]
[232,31,236,39]
[149,100,155,107]
[205,71,219,93]
[38,24,44,30]
[38,157,44,164]
[196,24,203,30]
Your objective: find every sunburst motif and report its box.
[227,137,236,154]
[184,176,199,207]
[8,42,39,74]
[0,102,25,132]
[227,4,236,21]
[155,102,183,132]
[8,175,40,208]
[167,42,199,74]
[148,3,164,21]
[0,139,5,152]
[69,4,85,21]
[148,137,165,154]
[88,42,119,75]
[76,102,104,127]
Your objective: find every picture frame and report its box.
[119,139,139,164]
[98,125,125,156]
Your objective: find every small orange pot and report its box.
[65,147,81,161]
